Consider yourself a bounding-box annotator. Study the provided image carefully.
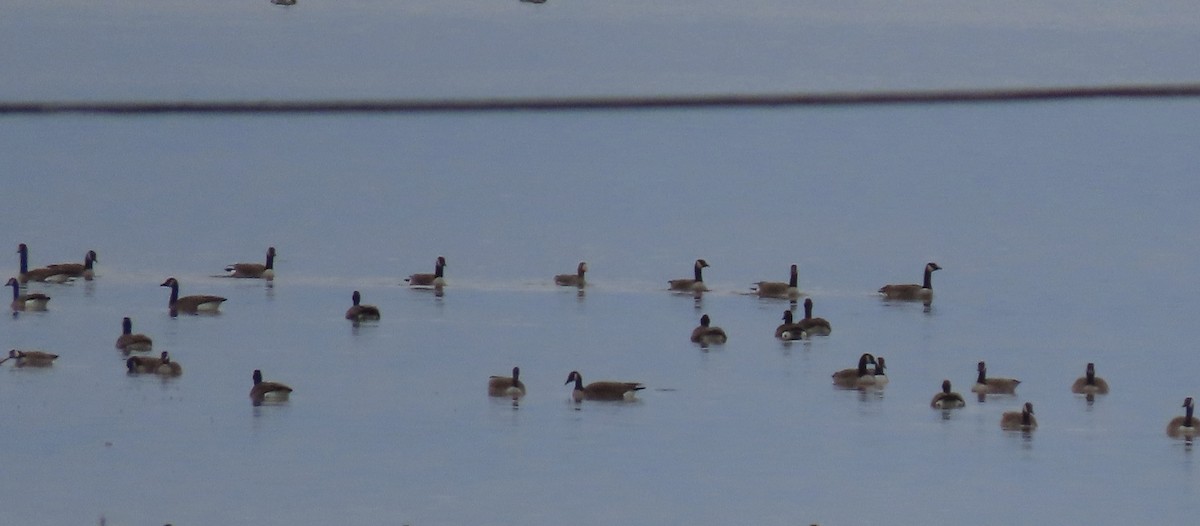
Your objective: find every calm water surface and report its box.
[3,99,1200,525]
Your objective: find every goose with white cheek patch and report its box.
[879,262,941,301]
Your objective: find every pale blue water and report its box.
[4,2,1200,525]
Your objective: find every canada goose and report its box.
[931,380,966,409]
[7,277,50,311]
[832,353,876,388]
[1069,362,1109,395]
[405,256,446,287]
[126,351,181,376]
[797,298,832,336]
[18,244,97,283]
[752,264,800,300]
[873,356,889,386]
[345,290,381,322]
[554,262,588,287]
[0,349,58,367]
[250,369,293,404]
[1000,402,1037,430]
[668,259,709,293]
[690,314,728,345]
[879,262,941,301]
[971,361,1020,395]
[564,370,644,402]
[1167,397,1198,438]
[160,277,226,314]
[225,246,276,280]
[115,317,153,353]
[271,0,297,5]
[488,366,527,399]
[775,310,807,340]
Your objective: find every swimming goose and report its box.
[160,277,226,314]
[126,351,181,376]
[931,380,966,409]
[250,369,293,403]
[18,244,97,283]
[872,356,889,386]
[7,277,50,311]
[1,349,59,367]
[345,290,381,322]
[488,366,527,399]
[225,246,276,280]
[668,259,709,293]
[832,353,877,388]
[690,314,728,345]
[564,370,644,402]
[775,310,807,340]
[752,264,800,300]
[1070,362,1109,395]
[1000,402,1037,430]
[878,262,941,301]
[1167,397,1198,438]
[971,361,1020,395]
[554,262,588,287]
[405,256,446,287]
[115,317,153,353]
[797,298,832,336]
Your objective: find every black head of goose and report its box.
[405,256,446,287]
[872,356,889,386]
[564,370,644,402]
[752,264,800,300]
[115,316,153,353]
[7,277,50,311]
[345,290,381,322]
[832,353,876,388]
[488,366,527,399]
[1071,362,1110,396]
[879,262,941,301]
[1000,402,1037,431]
[1,349,59,367]
[668,259,710,293]
[971,361,1020,395]
[931,380,966,409]
[226,246,276,280]
[250,369,293,404]
[690,314,728,345]
[554,262,588,287]
[1167,397,1198,439]
[160,277,226,315]
[797,298,832,336]
[775,310,807,340]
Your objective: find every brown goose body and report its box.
[345,290,381,322]
[554,262,588,287]
[488,366,527,399]
[127,351,181,376]
[797,298,832,336]
[879,262,941,300]
[931,380,966,409]
[690,314,728,345]
[250,369,293,404]
[1070,363,1110,395]
[226,246,276,280]
[1167,397,1198,438]
[115,317,153,353]
[668,259,709,292]
[7,277,50,311]
[564,370,644,402]
[833,353,877,388]
[1000,402,1038,430]
[774,310,807,340]
[160,277,226,314]
[1,349,59,367]
[18,244,97,283]
[971,361,1020,394]
[752,264,801,300]
[406,256,446,287]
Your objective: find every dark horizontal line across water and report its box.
[4,83,1200,115]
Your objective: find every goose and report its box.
[752,264,800,300]
[115,317,153,353]
[1000,402,1037,430]
[797,298,832,336]
[250,369,293,404]
[0,349,59,367]
[345,290,381,322]
[554,262,588,287]
[971,361,1020,395]
[564,370,644,402]
[931,380,966,409]
[127,351,181,376]
[1070,362,1109,396]
[161,277,226,314]
[1167,397,1199,439]
[405,256,446,287]
[690,314,728,345]
[775,310,807,340]
[488,366,527,399]
[668,259,709,293]
[18,244,97,283]
[872,356,889,386]
[7,277,50,311]
[225,246,276,280]
[832,353,876,388]
[879,262,941,301]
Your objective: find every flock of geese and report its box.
[6,244,1200,437]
